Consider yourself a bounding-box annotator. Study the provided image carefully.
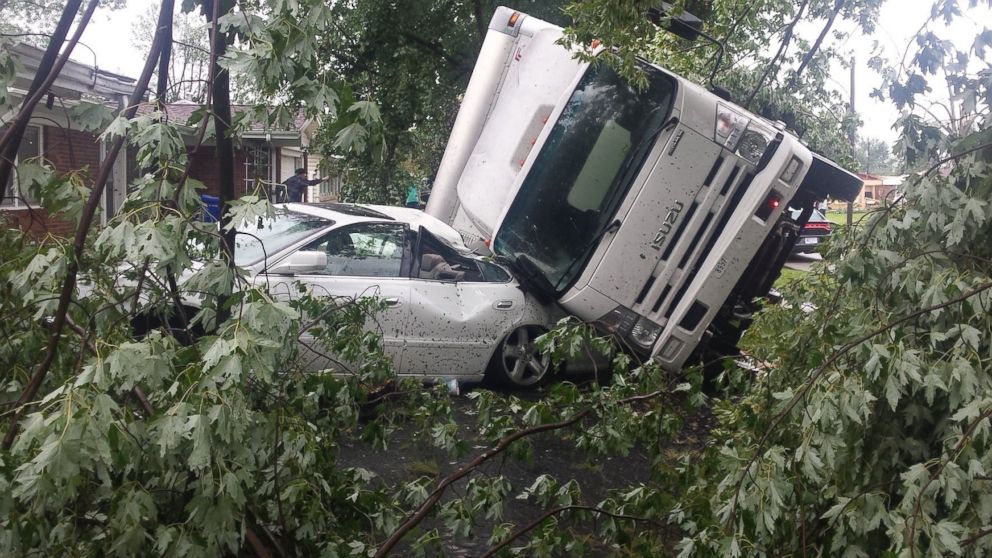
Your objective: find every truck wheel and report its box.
[488,325,550,388]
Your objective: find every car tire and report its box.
[131,305,203,345]
[487,324,551,388]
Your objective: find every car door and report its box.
[260,222,412,373]
[402,229,523,378]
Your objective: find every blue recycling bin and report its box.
[201,194,221,223]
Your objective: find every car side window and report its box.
[415,230,510,283]
[304,223,407,277]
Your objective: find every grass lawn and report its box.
[774,267,804,290]
[824,209,869,226]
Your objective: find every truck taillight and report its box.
[755,191,782,221]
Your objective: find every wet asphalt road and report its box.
[336,381,659,556]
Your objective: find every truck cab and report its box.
[427,7,861,370]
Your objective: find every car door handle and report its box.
[494,300,514,310]
[384,297,401,307]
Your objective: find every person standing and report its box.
[283,168,324,203]
[405,182,420,208]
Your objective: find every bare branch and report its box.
[743,0,810,111]
[792,0,846,82]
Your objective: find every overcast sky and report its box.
[71,1,992,145]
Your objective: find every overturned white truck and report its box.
[426,7,861,371]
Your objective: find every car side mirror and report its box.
[267,250,327,275]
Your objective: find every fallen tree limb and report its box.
[374,388,668,557]
[727,280,992,527]
[480,504,662,558]
[3,0,173,450]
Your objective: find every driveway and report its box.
[785,252,822,272]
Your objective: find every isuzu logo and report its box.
[650,201,684,250]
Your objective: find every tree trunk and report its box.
[205,0,237,322]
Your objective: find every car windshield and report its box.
[492,61,676,296]
[236,211,332,266]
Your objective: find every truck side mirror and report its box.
[647,3,704,42]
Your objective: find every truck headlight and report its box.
[715,104,748,150]
[628,316,663,349]
[735,125,774,164]
[597,306,638,335]
[596,306,662,351]
[716,104,775,165]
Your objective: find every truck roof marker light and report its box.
[484,238,491,247]
[591,39,601,48]
[508,12,521,27]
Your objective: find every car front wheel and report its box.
[488,324,551,388]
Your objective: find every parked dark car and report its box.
[791,208,832,254]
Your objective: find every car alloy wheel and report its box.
[491,324,550,387]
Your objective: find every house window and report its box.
[1,125,43,208]
[244,141,271,196]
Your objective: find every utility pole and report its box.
[847,56,856,227]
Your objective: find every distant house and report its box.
[827,173,904,211]
[147,102,344,204]
[1,43,135,237]
[854,173,903,209]
[2,42,344,240]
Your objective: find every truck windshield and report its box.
[492,62,676,295]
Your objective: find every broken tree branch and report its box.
[480,504,662,558]
[727,280,992,527]
[374,389,668,556]
[2,0,174,450]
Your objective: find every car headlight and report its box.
[596,306,663,351]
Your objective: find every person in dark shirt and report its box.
[283,168,324,203]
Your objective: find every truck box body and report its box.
[427,7,861,370]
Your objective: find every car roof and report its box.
[280,202,471,252]
[789,207,827,221]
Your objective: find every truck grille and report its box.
[632,156,756,330]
